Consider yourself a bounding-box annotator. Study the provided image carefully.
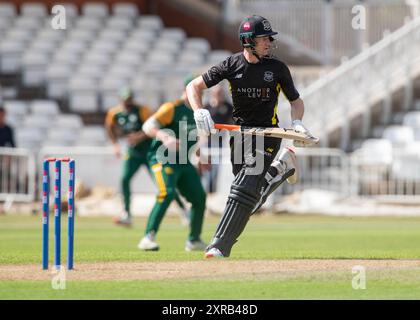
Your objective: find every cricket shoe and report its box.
[185,239,207,252]
[138,233,159,251]
[204,247,224,259]
[113,213,132,227]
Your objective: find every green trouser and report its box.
[146,162,206,241]
[122,149,186,217]
[122,149,150,217]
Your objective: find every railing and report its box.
[351,148,420,197]
[0,147,36,203]
[38,146,156,199]
[234,0,417,63]
[276,147,355,198]
[276,16,420,150]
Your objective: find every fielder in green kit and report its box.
[106,88,188,227]
[139,76,207,252]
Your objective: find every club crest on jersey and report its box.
[264,71,274,82]
[262,20,271,31]
[129,114,138,122]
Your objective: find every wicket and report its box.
[42,157,75,270]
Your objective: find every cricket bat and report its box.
[214,123,319,145]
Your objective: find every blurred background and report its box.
[0,0,419,217]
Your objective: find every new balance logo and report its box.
[234,74,243,79]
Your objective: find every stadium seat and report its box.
[123,40,151,55]
[402,111,420,140]
[131,75,160,91]
[53,114,84,130]
[67,28,96,43]
[130,29,157,42]
[177,52,205,66]
[21,3,48,17]
[6,114,23,128]
[184,38,210,54]
[5,29,34,44]
[76,126,108,146]
[107,65,137,81]
[29,39,59,54]
[106,16,134,31]
[30,100,60,116]
[82,3,109,18]
[392,150,420,181]
[0,17,12,36]
[138,15,163,32]
[159,28,186,43]
[58,3,79,19]
[154,40,182,54]
[46,64,72,99]
[132,89,162,111]
[147,51,173,66]
[82,51,112,67]
[90,40,119,55]
[356,139,393,166]
[75,16,104,31]
[3,100,29,117]
[51,50,81,67]
[36,28,66,42]
[207,50,232,64]
[0,40,25,73]
[22,51,49,87]
[24,114,55,130]
[68,77,99,113]
[15,128,44,150]
[382,125,414,148]
[77,64,105,81]
[98,29,128,43]
[13,16,43,30]
[0,3,16,18]
[114,51,141,67]
[45,128,78,146]
[113,3,139,18]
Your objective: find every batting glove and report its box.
[194,109,215,136]
[292,119,318,148]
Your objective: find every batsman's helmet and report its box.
[238,15,278,48]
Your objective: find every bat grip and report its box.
[214,123,241,131]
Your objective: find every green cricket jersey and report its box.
[148,99,197,164]
[105,103,152,156]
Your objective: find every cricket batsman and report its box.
[186,15,319,258]
[138,76,207,252]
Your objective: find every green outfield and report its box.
[1,213,420,299]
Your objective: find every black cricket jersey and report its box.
[202,52,300,127]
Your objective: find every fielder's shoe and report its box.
[138,233,159,251]
[204,247,224,259]
[113,212,132,227]
[185,239,207,252]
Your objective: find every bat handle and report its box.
[214,123,241,131]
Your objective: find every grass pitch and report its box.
[1,213,420,299]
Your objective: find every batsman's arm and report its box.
[142,108,179,150]
[290,98,305,122]
[186,76,208,111]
